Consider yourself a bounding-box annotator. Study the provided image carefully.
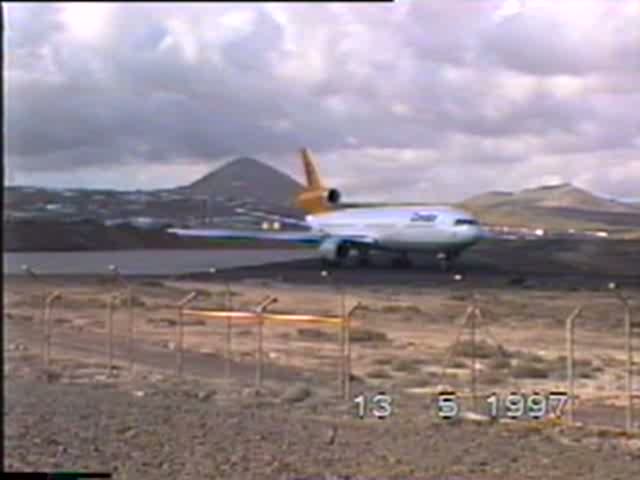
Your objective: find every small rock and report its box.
[44,369,62,383]
[241,387,262,398]
[281,384,312,404]
[325,425,337,445]
[197,390,215,401]
[8,342,28,352]
[133,390,145,398]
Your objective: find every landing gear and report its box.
[321,242,351,268]
[436,252,456,272]
[321,258,342,268]
[357,246,371,267]
[391,252,412,269]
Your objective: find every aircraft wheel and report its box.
[321,258,342,268]
[439,259,452,272]
[358,256,371,267]
[436,252,456,272]
[391,253,412,269]
[357,247,371,267]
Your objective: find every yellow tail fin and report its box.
[300,148,325,189]
[294,148,334,214]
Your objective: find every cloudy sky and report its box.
[5,1,639,202]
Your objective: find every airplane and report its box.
[168,148,486,271]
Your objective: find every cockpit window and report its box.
[410,212,438,223]
[454,218,478,226]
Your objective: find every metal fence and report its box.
[26,280,361,400]
[7,268,638,434]
[436,293,637,434]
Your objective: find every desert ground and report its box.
[4,242,640,479]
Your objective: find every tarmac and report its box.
[3,248,316,276]
[182,239,640,292]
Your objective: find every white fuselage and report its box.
[306,205,483,254]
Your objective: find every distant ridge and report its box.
[180,157,304,206]
[461,182,640,231]
[463,183,637,214]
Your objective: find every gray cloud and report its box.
[5,1,639,200]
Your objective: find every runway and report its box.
[183,238,640,292]
[3,249,316,276]
[4,239,639,292]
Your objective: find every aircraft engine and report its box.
[318,238,350,262]
[294,187,342,213]
[325,188,341,206]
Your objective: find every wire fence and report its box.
[433,294,638,434]
[6,275,638,434]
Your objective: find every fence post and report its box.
[345,313,352,401]
[225,283,233,382]
[344,302,362,401]
[624,300,634,432]
[254,296,278,390]
[178,307,184,376]
[176,292,199,377]
[340,291,346,399]
[44,297,52,369]
[565,305,582,424]
[41,292,49,367]
[339,316,345,399]
[470,306,479,413]
[43,291,61,371]
[127,286,135,374]
[107,294,117,376]
[257,315,264,389]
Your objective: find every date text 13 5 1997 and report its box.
[437,391,568,420]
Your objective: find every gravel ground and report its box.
[5,349,640,480]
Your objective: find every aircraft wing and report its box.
[167,228,378,247]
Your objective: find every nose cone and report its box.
[474,225,492,241]
[461,223,487,244]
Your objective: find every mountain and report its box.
[464,183,636,213]
[180,157,304,207]
[461,183,640,231]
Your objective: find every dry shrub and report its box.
[479,370,506,386]
[296,328,336,342]
[350,327,389,343]
[53,317,72,325]
[396,374,434,389]
[5,312,34,323]
[366,368,393,379]
[380,304,423,314]
[487,356,511,370]
[371,356,394,366]
[546,355,599,379]
[449,339,509,359]
[449,294,469,302]
[181,317,206,327]
[449,358,468,369]
[391,358,423,374]
[147,317,176,327]
[510,361,550,379]
[514,351,545,363]
[138,280,165,288]
[115,295,146,307]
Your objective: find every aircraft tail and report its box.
[294,148,339,215]
[301,148,325,189]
